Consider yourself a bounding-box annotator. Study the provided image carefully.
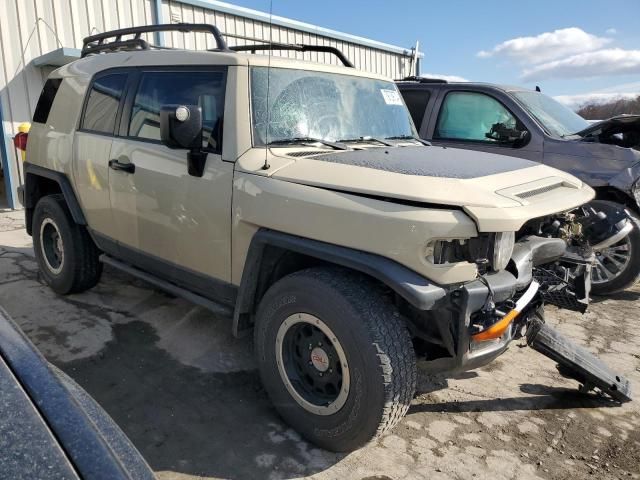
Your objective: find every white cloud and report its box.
[606,28,618,35]
[420,73,469,82]
[477,27,612,64]
[522,48,640,81]
[554,92,639,109]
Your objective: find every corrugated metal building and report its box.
[0,0,422,209]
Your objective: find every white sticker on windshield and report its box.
[380,89,403,105]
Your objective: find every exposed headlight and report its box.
[492,232,515,271]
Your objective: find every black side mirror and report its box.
[160,105,208,177]
[513,129,531,148]
[485,122,530,148]
[160,105,203,149]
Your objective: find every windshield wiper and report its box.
[267,137,348,150]
[385,135,432,146]
[338,136,393,146]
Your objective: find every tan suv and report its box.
[20,24,600,451]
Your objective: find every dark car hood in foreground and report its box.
[0,307,154,480]
[575,115,640,149]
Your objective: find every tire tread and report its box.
[279,267,416,444]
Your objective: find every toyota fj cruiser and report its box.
[19,24,630,452]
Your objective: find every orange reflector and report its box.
[472,309,520,342]
[471,280,540,343]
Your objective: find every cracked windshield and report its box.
[250,66,416,145]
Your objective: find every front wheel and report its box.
[254,267,416,452]
[589,200,640,295]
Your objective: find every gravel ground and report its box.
[1,210,639,480]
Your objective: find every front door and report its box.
[428,90,543,162]
[108,68,233,285]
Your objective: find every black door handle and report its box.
[109,159,135,174]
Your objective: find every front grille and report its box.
[533,267,588,313]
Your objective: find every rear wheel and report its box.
[33,194,102,295]
[254,267,416,452]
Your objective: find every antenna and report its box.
[262,0,274,170]
[412,41,420,77]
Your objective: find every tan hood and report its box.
[263,146,594,231]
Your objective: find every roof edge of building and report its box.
[180,0,424,57]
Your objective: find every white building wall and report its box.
[0,0,418,208]
[160,0,415,78]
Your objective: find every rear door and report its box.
[73,71,128,241]
[425,89,543,161]
[107,67,234,287]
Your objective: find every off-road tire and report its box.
[254,267,416,452]
[32,194,102,295]
[590,200,640,295]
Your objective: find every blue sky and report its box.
[225,0,640,107]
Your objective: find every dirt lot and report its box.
[1,210,639,480]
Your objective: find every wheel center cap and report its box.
[310,347,329,372]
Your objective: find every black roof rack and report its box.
[81,23,229,57]
[229,42,354,68]
[397,76,448,84]
[81,23,353,68]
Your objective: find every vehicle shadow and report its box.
[590,289,640,303]
[408,382,620,416]
[56,320,345,480]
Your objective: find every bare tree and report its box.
[577,95,640,119]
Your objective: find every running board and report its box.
[99,254,233,318]
[526,318,632,402]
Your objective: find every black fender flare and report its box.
[232,229,447,337]
[23,163,87,234]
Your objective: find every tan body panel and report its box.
[72,132,113,235]
[231,171,479,285]
[108,141,234,282]
[465,185,595,232]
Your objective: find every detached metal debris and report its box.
[527,316,632,403]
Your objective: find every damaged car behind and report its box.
[397,79,640,295]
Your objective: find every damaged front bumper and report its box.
[413,235,631,402]
[417,235,589,374]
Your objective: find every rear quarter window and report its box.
[81,73,127,135]
[32,79,62,124]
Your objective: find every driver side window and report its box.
[434,91,519,144]
[128,70,226,154]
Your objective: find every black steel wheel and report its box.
[276,313,350,415]
[39,217,65,275]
